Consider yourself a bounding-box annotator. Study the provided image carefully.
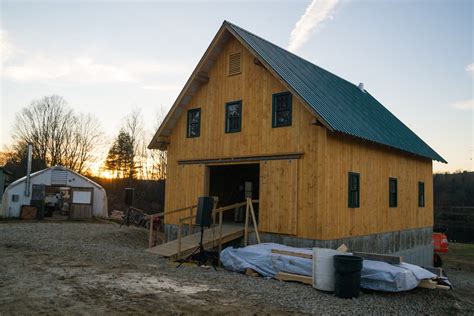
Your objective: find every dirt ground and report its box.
[1,221,473,315]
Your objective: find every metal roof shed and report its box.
[1,166,108,218]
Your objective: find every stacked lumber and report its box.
[271,244,348,286]
[418,279,450,290]
[269,245,451,291]
[110,210,124,220]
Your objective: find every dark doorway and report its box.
[208,163,259,223]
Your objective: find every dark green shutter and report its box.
[418,182,425,207]
[389,178,397,208]
[348,172,360,208]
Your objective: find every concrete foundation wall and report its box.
[164,224,433,266]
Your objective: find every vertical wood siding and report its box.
[260,159,298,235]
[323,134,433,240]
[164,36,433,240]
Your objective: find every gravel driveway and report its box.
[0,221,473,315]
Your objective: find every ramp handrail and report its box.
[176,198,260,261]
[147,204,198,248]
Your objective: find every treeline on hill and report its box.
[434,171,474,207]
[0,95,167,214]
[90,177,165,214]
[433,171,474,243]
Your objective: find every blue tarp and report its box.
[220,243,437,292]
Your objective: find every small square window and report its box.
[187,108,201,138]
[418,182,425,207]
[272,92,292,127]
[225,100,242,133]
[12,194,19,202]
[348,172,360,208]
[389,178,397,208]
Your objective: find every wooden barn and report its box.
[148,21,446,265]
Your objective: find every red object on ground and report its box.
[433,232,449,254]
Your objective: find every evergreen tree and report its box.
[105,130,136,179]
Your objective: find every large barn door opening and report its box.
[259,159,298,235]
[208,163,259,223]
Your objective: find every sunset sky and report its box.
[1,0,472,173]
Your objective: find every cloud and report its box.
[142,84,182,92]
[451,99,474,110]
[0,29,189,86]
[4,55,134,83]
[466,63,474,75]
[0,29,20,65]
[2,54,189,85]
[287,0,340,53]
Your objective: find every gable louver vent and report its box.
[51,169,68,185]
[228,52,242,76]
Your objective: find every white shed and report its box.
[1,166,108,218]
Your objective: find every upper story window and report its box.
[225,100,242,133]
[228,52,242,76]
[187,108,201,138]
[348,172,360,208]
[418,182,425,207]
[272,92,292,127]
[389,178,397,208]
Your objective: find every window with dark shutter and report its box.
[418,182,425,207]
[187,108,201,138]
[272,92,292,127]
[225,100,242,133]
[228,52,242,76]
[348,172,360,208]
[389,178,397,208]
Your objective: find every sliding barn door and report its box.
[259,159,298,235]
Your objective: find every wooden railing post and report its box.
[188,206,193,236]
[249,199,261,244]
[244,199,250,246]
[148,215,154,248]
[218,210,223,266]
[212,197,218,225]
[177,220,182,260]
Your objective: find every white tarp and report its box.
[220,243,437,292]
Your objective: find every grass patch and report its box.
[442,242,474,271]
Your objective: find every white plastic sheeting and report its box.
[361,260,435,292]
[220,243,437,292]
[220,243,312,277]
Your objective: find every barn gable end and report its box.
[149,21,440,266]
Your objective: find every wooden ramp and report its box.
[146,224,244,260]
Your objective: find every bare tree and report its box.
[103,107,167,180]
[122,108,145,179]
[63,113,104,173]
[12,95,103,174]
[149,107,167,180]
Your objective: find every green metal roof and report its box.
[226,21,446,163]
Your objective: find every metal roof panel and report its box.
[226,21,446,163]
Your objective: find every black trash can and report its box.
[333,255,363,299]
